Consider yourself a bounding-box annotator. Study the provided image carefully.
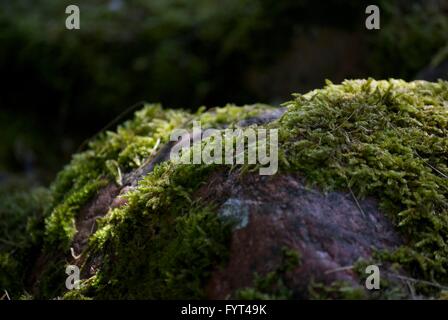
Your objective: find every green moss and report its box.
[196,103,273,128]
[15,79,448,299]
[45,179,108,251]
[31,104,192,297]
[68,161,231,299]
[235,247,301,300]
[277,79,448,295]
[308,281,366,300]
[39,103,273,299]
[0,184,51,298]
[0,252,20,295]
[87,196,233,299]
[43,104,190,251]
[81,154,249,298]
[44,103,266,254]
[308,261,409,300]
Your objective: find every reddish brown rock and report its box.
[197,172,403,298]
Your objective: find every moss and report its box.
[45,179,108,251]
[308,261,408,300]
[11,79,448,299]
[43,104,190,251]
[62,290,92,300]
[196,104,273,128]
[0,184,51,298]
[86,197,233,299]
[39,103,273,299]
[0,185,51,251]
[235,247,301,300]
[277,79,448,296]
[31,104,191,297]
[0,252,20,295]
[43,103,267,254]
[81,116,269,299]
[308,281,366,300]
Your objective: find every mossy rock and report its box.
[2,79,448,300]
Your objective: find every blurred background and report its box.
[0,0,447,189]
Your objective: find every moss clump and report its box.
[39,103,274,299]
[235,247,301,300]
[0,184,51,297]
[44,103,273,253]
[44,105,190,251]
[5,79,447,299]
[277,79,448,294]
[80,164,233,299]
[308,281,366,300]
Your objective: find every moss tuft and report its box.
[6,79,447,299]
[43,104,190,250]
[40,103,272,299]
[0,185,51,298]
[277,79,448,293]
[235,247,301,300]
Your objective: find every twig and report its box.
[152,138,161,154]
[388,123,447,179]
[76,101,147,153]
[0,238,22,248]
[384,271,448,290]
[405,280,417,300]
[1,290,11,300]
[90,221,96,234]
[332,108,358,132]
[70,247,82,260]
[325,265,354,275]
[348,185,366,218]
[414,151,448,179]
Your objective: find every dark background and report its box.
[0,0,447,189]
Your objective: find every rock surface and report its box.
[197,172,403,298]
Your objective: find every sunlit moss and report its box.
[235,247,301,300]
[41,103,272,299]
[4,79,447,299]
[43,104,190,250]
[277,79,448,293]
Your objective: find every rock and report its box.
[198,172,403,298]
[9,79,447,300]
